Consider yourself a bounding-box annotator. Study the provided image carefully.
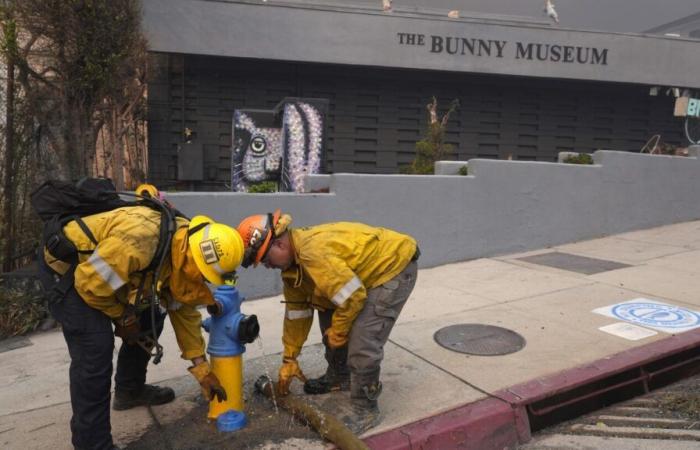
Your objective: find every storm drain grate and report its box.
[518,251,631,275]
[434,324,526,356]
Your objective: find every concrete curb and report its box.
[363,328,700,450]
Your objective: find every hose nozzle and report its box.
[254,375,273,396]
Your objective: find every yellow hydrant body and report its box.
[208,355,243,419]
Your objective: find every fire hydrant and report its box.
[202,283,260,431]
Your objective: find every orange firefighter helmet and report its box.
[236,209,282,268]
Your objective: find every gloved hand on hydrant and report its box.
[189,361,227,402]
[278,357,307,396]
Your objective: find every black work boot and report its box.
[304,372,351,394]
[304,347,350,395]
[340,382,382,435]
[113,384,175,410]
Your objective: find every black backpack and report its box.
[31,177,178,270]
[31,178,128,222]
[32,178,131,263]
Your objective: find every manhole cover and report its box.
[434,324,526,356]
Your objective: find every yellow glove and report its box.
[324,328,348,349]
[188,361,227,402]
[278,357,307,396]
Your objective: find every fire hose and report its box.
[254,375,370,450]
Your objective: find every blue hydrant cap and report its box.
[217,410,247,432]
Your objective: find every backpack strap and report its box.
[73,216,98,248]
[187,221,208,237]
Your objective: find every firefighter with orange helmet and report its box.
[237,210,419,434]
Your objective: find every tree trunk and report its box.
[64,106,97,180]
[61,99,79,180]
[3,58,16,272]
[111,110,124,189]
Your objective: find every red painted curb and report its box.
[363,397,518,450]
[364,328,700,450]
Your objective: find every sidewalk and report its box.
[2,220,700,449]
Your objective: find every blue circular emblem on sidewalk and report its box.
[611,302,700,329]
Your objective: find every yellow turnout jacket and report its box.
[44,206,214,360]
[281,222,416,359]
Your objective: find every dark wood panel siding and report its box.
[147,53,684,190]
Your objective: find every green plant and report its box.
[458,165,469,176]
[0,285,47,339]
[403,97,460,174]
[247,181,278,193]
[563,153,594,165]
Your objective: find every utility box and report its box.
[178,142,204,181]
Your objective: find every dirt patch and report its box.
[126,387,325,450]
[126,344,341,449]
[126,351,334,450]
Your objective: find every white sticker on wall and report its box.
[599,322,658,341]
[593,298,700,334]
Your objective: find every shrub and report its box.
[247,181,278,193]
[403,97,459,174]
[0,284,47,339]
[563,153,594,165]
[458,165,469,176]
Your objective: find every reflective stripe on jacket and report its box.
[281,222,416,359]
[44,206,211,360]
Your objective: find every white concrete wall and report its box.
[170,149,700,298]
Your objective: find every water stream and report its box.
[255,336,279,415]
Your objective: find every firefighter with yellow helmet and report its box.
[237,210,419,435]
[37,183,244,450]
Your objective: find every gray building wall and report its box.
[169,149,700,299]
[147,53,684,189]
[142,0,700,88]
